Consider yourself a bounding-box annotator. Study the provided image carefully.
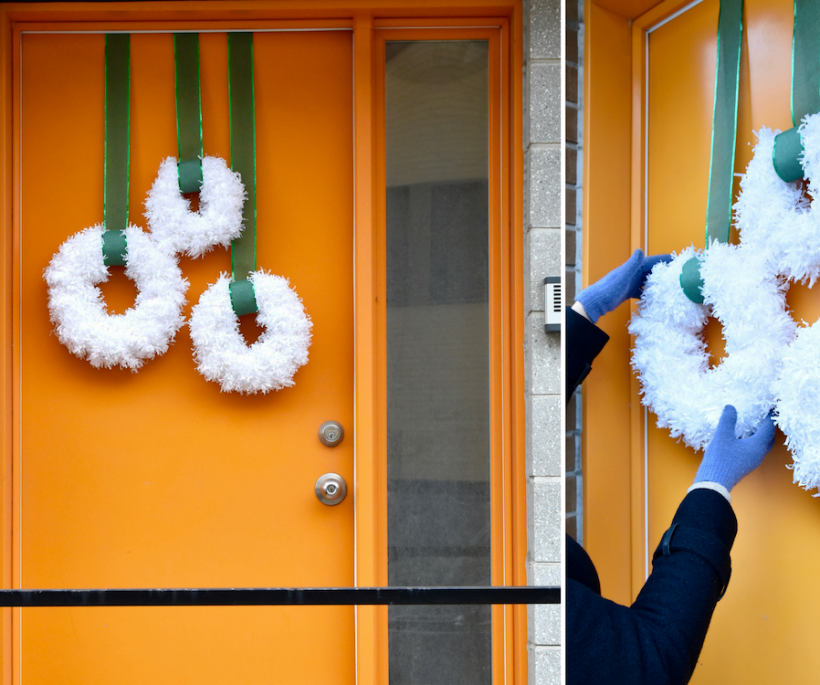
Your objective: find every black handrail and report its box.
[0,586,559,607]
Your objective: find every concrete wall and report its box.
[523,0,564,683]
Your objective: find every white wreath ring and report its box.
[630,243,795,451]
[734,115,820,491]
[144,155,246,258]
[44,223,188,370]
[188,271,312,394]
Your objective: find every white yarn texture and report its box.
[630,244,794,451]
[145,156,246,258]
[44,223,188,370]
[632,112,820,493]
[752,114,820,492]
[189,271,312,394]
[45,155,246,371]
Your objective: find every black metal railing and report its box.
[0,586,559,607]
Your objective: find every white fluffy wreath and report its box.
[735,115,820,491]
[188,271,312,394]
[144,155,246,258]
[773,326,820,491]
[632,112,820,490]
[44,223,188,370]
[630,243,795,451]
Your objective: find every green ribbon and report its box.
[175,33,203,194]
[773,0,820,182]
[681,0,743,304]
[228,32,258,316]
[102,33,130,267]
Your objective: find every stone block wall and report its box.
[523,0,563,683]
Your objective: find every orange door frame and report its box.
[0,3,525,685]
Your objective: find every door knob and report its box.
[318,421,344,447]
[315,473,347,506]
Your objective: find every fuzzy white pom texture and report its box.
[753,113,820,493]
[630,244,794,451]
[632,112,820,494]
[144,156,246,259]
[44,223,188,370]
[774,325,820,491]
[733,124,820,284]
[189,271,312,394]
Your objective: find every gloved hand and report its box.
[576,249,672,323]
[694,405,777,492]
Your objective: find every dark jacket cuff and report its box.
[566,307,610,398]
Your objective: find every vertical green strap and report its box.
[175,33,203,194]
[681,0,743,303]
[773,0,820,182]
[791,0,820,126]
[705,0,743,246]
[228,32,257,284]
[103,33,130,266]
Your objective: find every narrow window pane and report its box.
[385,40,491,685]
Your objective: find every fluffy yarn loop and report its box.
[632,112,820,493]
[44,223,188,370]
[630,245,794,451]
[189,271,312,394]
[773,326,820,491]
[144,155,246,258]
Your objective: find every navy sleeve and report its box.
[566,307,609,400]
[567,489,737,685]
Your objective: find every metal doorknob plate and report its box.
[319,421,345,447]
[315,473,347,506]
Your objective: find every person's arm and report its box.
[568,488,734,685]
[567,250,671,400]
[566,306,609,400]
[567,408,776,685]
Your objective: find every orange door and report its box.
[15,29,354,683]
[591,0,820,682]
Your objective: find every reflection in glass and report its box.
[386,40,491,685]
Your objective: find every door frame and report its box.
[582,0,707,605]
[0,2,525,684]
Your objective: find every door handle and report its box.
[315,473,347,506]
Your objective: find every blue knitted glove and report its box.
[576,249,672,323]
[694,406,776,492]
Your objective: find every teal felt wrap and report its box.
[229,280,258,317]
[680,256,705,305]
[102,229,128,267]
[773,126,804,182]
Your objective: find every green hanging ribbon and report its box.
[227,32,258,316]
[175,33,204,194]
[102,33,130,267]
[772,0,820,182]
[681,0,743,304]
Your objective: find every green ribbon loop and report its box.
[102,229,128,266]
[773,126,804,181]
[229,280,258,317]
[175,33,203,194]
[102,33,130,263]
[680,256,706,304]
[681,0,743,303]
[228,32,258,315]
[772,0,820,182]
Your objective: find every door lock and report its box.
[318,421,344,447]
[315,473,347,506]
